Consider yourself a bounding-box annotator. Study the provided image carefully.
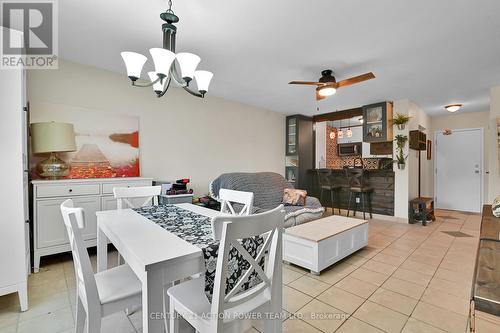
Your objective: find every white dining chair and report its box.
[219,188,254,216]
[60,199,142,333]
[113,185,162,209]
[113,185,162,265]
[168,204,285,333]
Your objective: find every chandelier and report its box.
[120,0,213,98]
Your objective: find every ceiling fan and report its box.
[289,69,375,101]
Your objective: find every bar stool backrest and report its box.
[346,168,366,188]
[317,169,332,187]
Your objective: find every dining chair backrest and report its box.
[210,204,285,331]
[316,168,332,187]
[60,199,99,312]
[219,188,254,216]
[113,185,162,209]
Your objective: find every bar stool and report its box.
[317,169,341,215]
[346,168,373,219]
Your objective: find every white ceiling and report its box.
[55,0,500,116]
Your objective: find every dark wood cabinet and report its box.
[362,102,393,142]
[409,130,427,150]
[285,115,313,191]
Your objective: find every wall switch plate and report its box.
[356,197,360,203]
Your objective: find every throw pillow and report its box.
[493,195,500,217]
[283,189,307,206]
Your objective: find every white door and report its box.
[435,128,483,212]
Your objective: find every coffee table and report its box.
[283,215,368,275]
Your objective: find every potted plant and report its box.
[394,134,408,170]
[392,113,411,130]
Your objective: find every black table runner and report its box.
[133,204,264,302]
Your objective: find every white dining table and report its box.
[96,203,282,333]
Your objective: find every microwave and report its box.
[338,142,362,156]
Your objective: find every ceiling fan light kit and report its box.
[318,86,337,97]
[120,0,213,98]
[289,69,375,101]
[444,104,462,112]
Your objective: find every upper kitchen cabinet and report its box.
[285,115,313,190]
[286,116,298,155]
[362,102,393,142]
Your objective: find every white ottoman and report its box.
[283,215,368,275]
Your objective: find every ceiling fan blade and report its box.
[315,87,326,101]
[336,72,375,88]
[289,81,323,86]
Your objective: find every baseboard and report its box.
[330,208,408,224]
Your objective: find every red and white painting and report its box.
[30,113,140,179]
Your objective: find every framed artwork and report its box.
[30,112,140,179]
[427,140,432,160]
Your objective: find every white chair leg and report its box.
[75,296,86,333]
[169,298,179,333]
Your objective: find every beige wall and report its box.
[393,99,410,219]
[489,86,500,203]
[408,101,432,199]
[28,61,285,195]
[428,110,490,201]
[393,100,432,220]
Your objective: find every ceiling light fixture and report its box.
[346,118,352,138]
[444,104,462,112]
[318,86,337,97]
[337,119,344,139]
[120,0,213,98]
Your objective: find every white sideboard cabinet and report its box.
[32,177,152,272]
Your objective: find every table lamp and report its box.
[30,122,77,179]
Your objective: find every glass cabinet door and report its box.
[363,102,387,142]
[286,117,297,155]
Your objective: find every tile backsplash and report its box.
[326,125,380,170]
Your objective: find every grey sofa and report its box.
[209,172,324,228]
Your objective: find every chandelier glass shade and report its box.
[121,52,148,80]
[120,1,213,98]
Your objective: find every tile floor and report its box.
[1,209,499,332]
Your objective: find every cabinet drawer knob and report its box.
[68,189,73,193]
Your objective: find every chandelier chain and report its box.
[167,0,173,13]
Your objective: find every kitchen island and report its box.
[308,169,395,216]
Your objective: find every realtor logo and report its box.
[1,0,58,69]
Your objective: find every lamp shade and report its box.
[149,48,176,76]
[194,70,213,93]
[176,52,200,80]
[120,51,148,79]
[31,122,76,154]
[148,71,168,93]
